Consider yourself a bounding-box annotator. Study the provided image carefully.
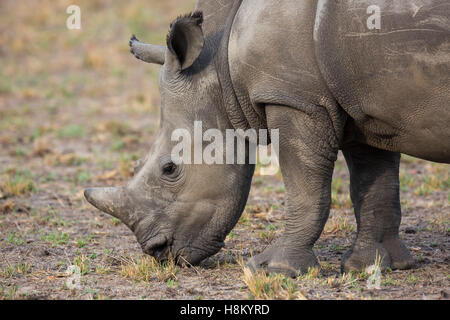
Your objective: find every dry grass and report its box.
[0,200,15,214]
[323,215,355,236]
[44,153,88,167]
[32,137,53,156]
[0,285,19,300]
[302,266,321,280]
[239,250,307,300]
[1,262,33,279]
[73,255,91,275]
[0,170,36,197]
[120,255,178,283]
[95,264,112,275]
[242,267,306,300]
[426,213,450,233]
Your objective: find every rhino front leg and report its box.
[341,143,415,272]
[247,105,339,277]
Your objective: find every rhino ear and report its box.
[166,11,204,71]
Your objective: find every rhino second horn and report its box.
[84,187,134,228]
[129,35,166,65]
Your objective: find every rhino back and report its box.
[314,0,450,162]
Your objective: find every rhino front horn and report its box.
[84,187,134,228]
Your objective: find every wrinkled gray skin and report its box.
[85,0,450,276]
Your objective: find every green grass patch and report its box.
[4,232,26,245]
[41,231,69,247]
[57,125,85,139]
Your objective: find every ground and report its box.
[0,0,448,300]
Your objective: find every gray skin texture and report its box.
[85,0,450,277]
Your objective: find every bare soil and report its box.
[0,0,448,300]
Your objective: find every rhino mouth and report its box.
[145,241,209,264]
[148,244,168,260]
[170,237,226,266]
[141,233,173,260]
[145,239,210,264]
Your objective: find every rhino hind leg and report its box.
[341,144,415,273]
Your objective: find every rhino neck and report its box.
[213,0,267,132]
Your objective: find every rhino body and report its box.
[85,0,450,276]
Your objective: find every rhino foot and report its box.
[341,237,415,273]
[382,237,415,270]
[246,238,319,278]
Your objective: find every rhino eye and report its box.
[162,162,177,175]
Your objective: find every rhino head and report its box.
[84,12,255,265]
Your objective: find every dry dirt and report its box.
[0,0,448,300]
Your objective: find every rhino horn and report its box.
[129,34,166,65]
[84,187,135,228]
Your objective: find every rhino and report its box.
[84,0,450,277]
